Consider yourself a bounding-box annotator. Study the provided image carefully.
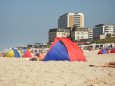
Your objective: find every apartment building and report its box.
[58,13,84,29]
[93,24,115,39]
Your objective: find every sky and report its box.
[0,0,115,50]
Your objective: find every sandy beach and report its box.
[0,50,115,86]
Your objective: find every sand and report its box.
[0,50,115,86]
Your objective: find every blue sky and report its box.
[0,0,115,49]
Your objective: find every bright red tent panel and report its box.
[110,48,115,53]
[23,50,32,58]
[60,38,86,61]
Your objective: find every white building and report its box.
[93,24,115,39]
[88,28,93,39]
[58,13,84,29]
[71,28,89,41]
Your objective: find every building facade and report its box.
[93,24,115,39]
[88,28,93,39]
[48,28,70,42]
[58,13,84,29]
[71,28,89,41]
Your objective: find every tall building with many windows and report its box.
[58,13,84,29]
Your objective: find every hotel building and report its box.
[58,13,84,29]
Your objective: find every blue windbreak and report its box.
[44,41,70,61]
[12,48,21,58]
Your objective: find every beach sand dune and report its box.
[0,50,115,86]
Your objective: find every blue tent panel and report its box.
[102,49,106,54]
[44,41,70,61]
[12,48,21,58]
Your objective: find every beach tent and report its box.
[110,48,115,53]
[98,49,109,54]
[43,37,86,61]
[6,48,22,58]
[23,49,32,58]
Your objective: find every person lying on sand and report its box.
[89,62,115,68]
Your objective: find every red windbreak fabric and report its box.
[61,38,86,61]
[110,48,115,53]
[47,37,86,61]
[23,50,32,58]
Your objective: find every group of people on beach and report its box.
[30,49,115,68]
[0,45,115,68]
[29,49,45,61]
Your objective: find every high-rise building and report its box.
[58,13,84,29]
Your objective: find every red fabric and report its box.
[61,38,86,61]
[110,48,115,53]
[23,50,32,58]
[49,37,86,61]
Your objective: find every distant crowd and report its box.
[0,48,48,58]
[80,42,115,50]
